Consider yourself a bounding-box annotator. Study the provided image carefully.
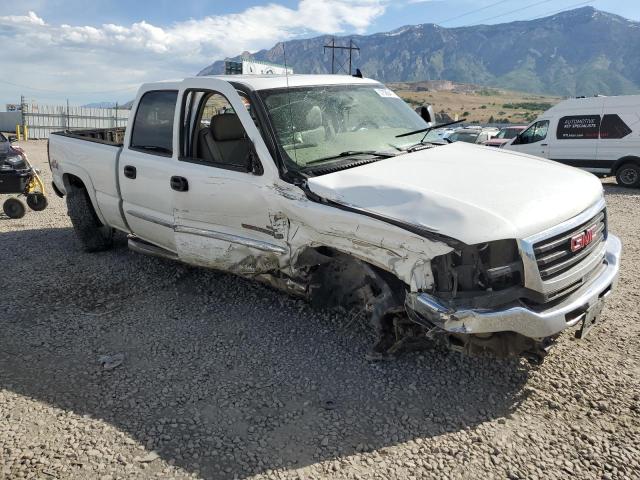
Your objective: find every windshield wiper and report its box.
[395,118,466,139]
[304,150,396,166]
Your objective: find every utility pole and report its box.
[323,38,360,75]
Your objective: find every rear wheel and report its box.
[3,198,26,219]
[66,183,113,252]
[615,163,640,188]
[26,193,48,211]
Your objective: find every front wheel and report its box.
[615,163,640,188]
[66,184,113,252]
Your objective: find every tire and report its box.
[3,198,26,219]
[65,184,113,252]
[26,193,48,211]
[615,163,640,188]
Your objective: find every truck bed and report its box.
[52,127,126,146]
[49,127,128,232]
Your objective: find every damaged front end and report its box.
[403,234,622,363]
[401,239,555,362]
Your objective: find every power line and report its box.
[465,0,557,26]
[324,38,360,75]
[433,0,512,26]
[529,0,596,20]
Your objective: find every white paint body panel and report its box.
[307,142,604,245]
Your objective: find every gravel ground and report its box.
[1,140,639,480]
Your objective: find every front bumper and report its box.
[406,234,622,339]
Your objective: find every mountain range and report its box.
[198,7,640,96]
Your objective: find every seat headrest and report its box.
[211,114,246,142]
[306,106,323,129]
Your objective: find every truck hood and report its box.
[306,142,603,245]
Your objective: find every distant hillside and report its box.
[198,7,640,96]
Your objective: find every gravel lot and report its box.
[1,140,639,480]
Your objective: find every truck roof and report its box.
[141,74,380,92]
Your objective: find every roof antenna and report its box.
[282,41,297,164]
[353,68,363,78]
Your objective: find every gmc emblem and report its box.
[570,226,597,252]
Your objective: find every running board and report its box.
[127,236,179,261]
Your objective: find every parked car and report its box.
[483,125,527,147]
[448,127,499,144]
[504,95,640,187]
[48,75,621,363]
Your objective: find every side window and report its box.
[130,90,178,155]
[183,90,257,173]
[533,120,549,142]
[556,115,600,140]
[600,114,632,139]
[518,120,549,144]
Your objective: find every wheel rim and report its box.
[620,168,639,185]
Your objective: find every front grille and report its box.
[533,210,606,281]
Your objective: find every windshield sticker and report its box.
[374,88,399,99]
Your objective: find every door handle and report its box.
[123,165,136,179]
[170,176,189,192]
[541,143,548,146]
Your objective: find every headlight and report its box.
[431,239,523,295]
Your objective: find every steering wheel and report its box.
[353,120,379,131]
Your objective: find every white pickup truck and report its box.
[49,75,621,362]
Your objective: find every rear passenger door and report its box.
[119,89,179,251]
[171,78,289,274]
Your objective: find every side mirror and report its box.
[416,105,434,124]
[8,135,17,143]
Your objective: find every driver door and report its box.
[171,78,289,274]
[507,120,550,158]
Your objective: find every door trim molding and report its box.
[126,210,174,229]
[127,210,287,254]
[174,225,287,254]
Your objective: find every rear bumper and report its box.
[406,234,621,339]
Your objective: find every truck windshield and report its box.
[259,85,428,169]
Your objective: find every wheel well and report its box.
[613,156,640,173]
[63,173,86,190]
[295,246,407,294]
[294,246,407,326]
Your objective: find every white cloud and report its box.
[0,0,387,104]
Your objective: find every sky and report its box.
[0,0,638,106]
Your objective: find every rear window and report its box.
[600,114,632,139]
[450,132,479,143]
[130,90,178,156]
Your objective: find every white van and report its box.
[504,95,640,187]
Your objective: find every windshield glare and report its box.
[259,85,428,167]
